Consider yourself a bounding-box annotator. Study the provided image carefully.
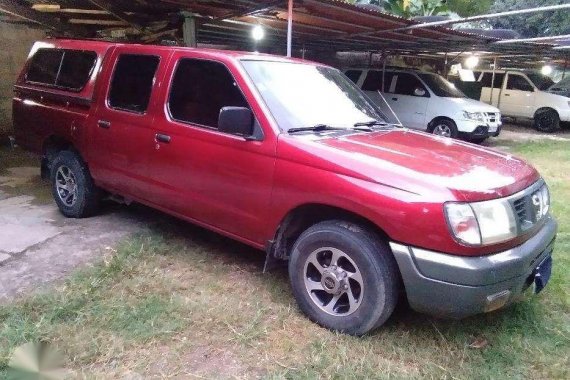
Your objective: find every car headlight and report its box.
[445,199,517,246]
[463,111,485,122]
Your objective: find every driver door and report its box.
[500,73,535,118]
[386,73,429,130]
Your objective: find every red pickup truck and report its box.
[13,39,557,335]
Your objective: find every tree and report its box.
[351,0,451,17]
[446,0,492,17]
[490,0,570,37]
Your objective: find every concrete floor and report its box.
[0,163,148,302]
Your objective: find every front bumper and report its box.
[390,216,557,318]
[457,119,502,138]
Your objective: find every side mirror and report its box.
[218,107,254,138]
[413,87,427,97]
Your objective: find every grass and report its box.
[0,140,569,378]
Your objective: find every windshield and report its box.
[417,73,465,98]
[550,76,570,91]
[526,73,555,91]
[241,60,388,132]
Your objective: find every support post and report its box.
[490,57,498,106]
[182,13,197,48]
[287,0,293,57]
[444,52,448,79]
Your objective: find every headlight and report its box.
[540,184,550,216]
[445,199,517,246]
[463,111,485,122]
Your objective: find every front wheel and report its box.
[289,221,400,335]
[430,119,458,138]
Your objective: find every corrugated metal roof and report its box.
[1,0,566,60]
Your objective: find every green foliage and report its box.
[490,0,570,37]
[352,0,451,17]
[446,0,493,16]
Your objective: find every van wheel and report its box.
[430,119,458,138]
[534,108,560,133]
[51,151,101,218]
[289,220,400,336]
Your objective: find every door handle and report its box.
[392,97,398,101]
[504,93,510,97]
[98,120,111,129]
[155,133,171,144]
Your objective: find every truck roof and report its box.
[37,38,321,66]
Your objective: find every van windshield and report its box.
[241,60,388,132]
[417,73,465,98]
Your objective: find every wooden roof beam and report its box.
[0,0,72,31]
[86,0,145,30]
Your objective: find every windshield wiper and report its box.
[288,124,347,134]
[353,120,391,128]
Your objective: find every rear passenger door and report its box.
[88,47,171,198]
[479,72,505,107]
[147,55,276,244]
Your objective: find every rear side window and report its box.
[168,59,249,129]
[26,48,97,91]
[480,72,505,89]
[345,70,362,84]
[362,70,394,92]
[108,54,160,113]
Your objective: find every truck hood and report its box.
[449,97,500,113]
[280,129,539,202]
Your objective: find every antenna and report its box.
[377,91,403,127]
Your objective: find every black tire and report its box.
[289,220,400,335]
[50,150,101,218]
[534,109,560,133]
[429,118,459,138]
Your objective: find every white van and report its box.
[345,68,502,143]
[474,70,570,132]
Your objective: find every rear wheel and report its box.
[430,119,458,138]
[534,108,560,133]
[51,150,101,218]
[289,220,400,335]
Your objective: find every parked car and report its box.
[14,40,557,335]
[344,68,502,143]
[474,70,569,132]
[548,76,570,98]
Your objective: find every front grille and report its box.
[485,112,500,124]
[509,181,546,233]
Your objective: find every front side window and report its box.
[108,54,159,113]
[241,60,387,132]
[525,73,554,91]
[506,74,534,92]
[26,48,97,91]
[394,73,429,97]
[417,73,464,98]
[169,59,249,129]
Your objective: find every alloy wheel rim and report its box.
[55,166,78,207]
[303,247,364,316]
[433,124,452,137]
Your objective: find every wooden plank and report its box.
[86,0,145,29]
[0,0,72,31]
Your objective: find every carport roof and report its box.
[0,0,567,60]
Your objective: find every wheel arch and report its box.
[267,203,392,263]
[427,116,456,132]
[41,135,84,179]
[533,106,559,119]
